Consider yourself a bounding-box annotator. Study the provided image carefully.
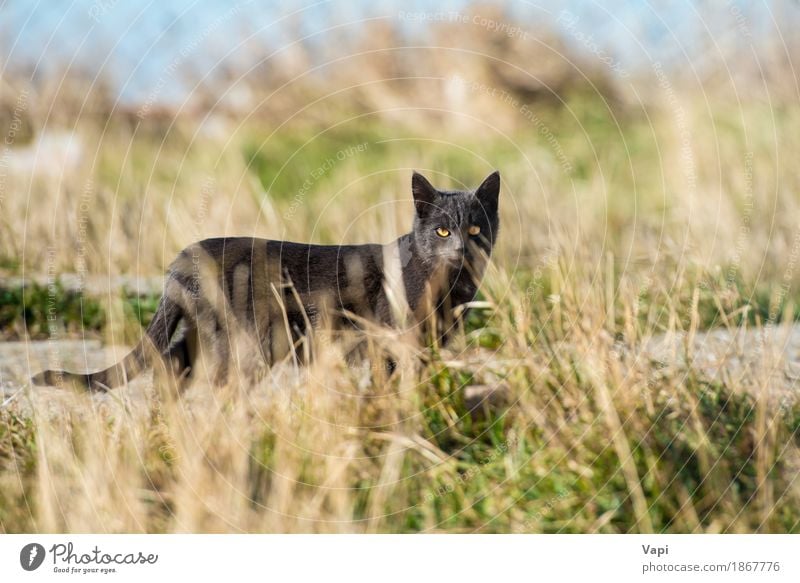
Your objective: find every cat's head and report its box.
[410,170,500,267]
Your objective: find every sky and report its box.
[0,0,782,106]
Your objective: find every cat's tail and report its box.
[31,292,183,392]
[31,343,149,392]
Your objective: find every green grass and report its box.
[0,283,160,340]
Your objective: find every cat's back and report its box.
[173,236,385,292]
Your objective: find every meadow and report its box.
[1,9,799,533]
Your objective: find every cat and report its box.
[32,170,501,391]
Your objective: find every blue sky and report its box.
[0,0,777,105]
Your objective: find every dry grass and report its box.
[2,8,800,533]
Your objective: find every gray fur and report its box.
[32,171,501,391]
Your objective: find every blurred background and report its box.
[2,1,798,281]
[2,1,800,534]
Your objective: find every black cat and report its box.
[32,171,501,391]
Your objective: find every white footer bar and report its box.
[1,535,796,582]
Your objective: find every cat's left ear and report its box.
[412,171,437,217]
[476,171,500,214]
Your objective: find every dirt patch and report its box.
[0,340,151,416]
[644,323,800,407]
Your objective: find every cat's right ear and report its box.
[412,171,437,218]
[476,171,500,215]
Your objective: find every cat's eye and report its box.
[435,227,451,238]
[468,225,481,236]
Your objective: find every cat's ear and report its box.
[475,171,500,214]
[412,171,437,217]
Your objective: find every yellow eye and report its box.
[435,227,451,238]
[468,225,481,236]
